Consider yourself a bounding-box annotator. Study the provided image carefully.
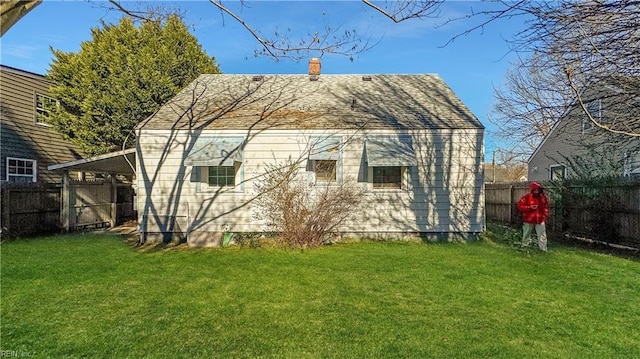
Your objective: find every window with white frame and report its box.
[6,157,37,183]
[549,164,566,181]
[35,93,58,125]
[313,160,337,182]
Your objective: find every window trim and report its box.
[34,92,58,126]
[6,157,37,183]
[549,164,567,181]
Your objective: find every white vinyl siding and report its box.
[137,128,484,236]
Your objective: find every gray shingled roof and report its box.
[138,74,483,131]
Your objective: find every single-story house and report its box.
[136,60,485,246]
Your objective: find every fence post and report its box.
[61,171,71,232]
[1,187,10,234]
[110,174,117,228]
[509,185,514,223]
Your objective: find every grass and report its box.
[1,225,639,358]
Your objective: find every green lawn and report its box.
[1,226,639,358]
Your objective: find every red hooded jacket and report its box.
[516,182,549,224]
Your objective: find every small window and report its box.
[313,160,337,182]
[208,166,235,187]
[7,157,37,183]
[582,99,602,132]
[624,152,640,177]
[549,165,566,181]
[373,166,402,189]
[35,93,58,125]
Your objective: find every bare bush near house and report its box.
[254,160,364,249]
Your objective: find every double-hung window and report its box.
[35,93,58,125]
[7,157,37,183]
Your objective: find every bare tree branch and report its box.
[361,0,442,23]
[565,68,640,138]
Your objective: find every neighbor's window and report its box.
[35,93,58,125]
[582,99,602,132]
[549,164,566,181]
[373,166,402,189]
[313,160,337,182]
[7,157,36,183]
[208,166,235,187]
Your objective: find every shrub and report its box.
[253,160,364,248]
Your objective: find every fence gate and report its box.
[69,180,113,229]
[61,174,134,232]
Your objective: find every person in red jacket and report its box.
[516,182,549,251]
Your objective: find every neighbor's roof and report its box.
[138,74,483,131]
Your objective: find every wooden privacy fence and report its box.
[1,180,134,238]
[1,184,61,237]
[486,181,640,248]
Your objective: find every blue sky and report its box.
[0,1,529,160]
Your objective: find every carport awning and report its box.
[365,137,417,167]
[47,148,135,174]
[184,137,244,167]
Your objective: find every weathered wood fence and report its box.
[1,180,134,238]
[0,184,61,237]
[486,181,640,248]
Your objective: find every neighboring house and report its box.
[136,61,485,245]
[0,65,83,183]
[528,87,640,181]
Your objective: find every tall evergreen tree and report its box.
[48,15,220,156]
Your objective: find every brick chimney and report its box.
[308,58,321,76]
